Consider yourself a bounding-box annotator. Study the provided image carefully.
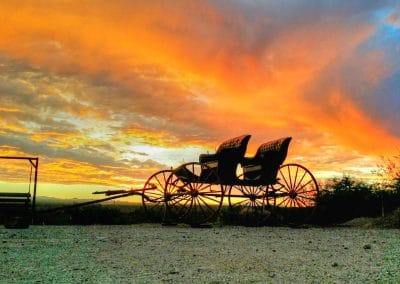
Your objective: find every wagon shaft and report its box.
[93,184,156,196]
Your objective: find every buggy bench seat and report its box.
[242,137,292,184]
[0,192,31,204]
[199,135,251,184]
[0,192,32,229]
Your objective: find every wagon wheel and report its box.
[165,162,224,226]
[142,170,172,221]
[228,179,275,226]
[272,163,319,224]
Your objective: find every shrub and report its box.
[313,176,400,225]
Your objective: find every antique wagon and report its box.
[141,135,319,225]
[1,135,318,227]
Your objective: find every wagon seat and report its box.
[199,135,251,184]
[241,137,292,185]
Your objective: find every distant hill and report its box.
[35,196,137,206]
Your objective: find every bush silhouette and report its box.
[314,176,400,225]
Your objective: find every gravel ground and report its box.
[1,224,399,283]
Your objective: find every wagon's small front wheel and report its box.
[166,162,224,226]
[142,170,172,222]
[272,163,319,224]
[228,181,274,226]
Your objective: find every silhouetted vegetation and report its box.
[313,176,400,225]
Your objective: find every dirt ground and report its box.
[1,224,399,283]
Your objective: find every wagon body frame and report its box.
[141,135,320,225]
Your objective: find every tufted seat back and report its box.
[243,137,292,184]
[199,135,251,184]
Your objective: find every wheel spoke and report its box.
[191,196,197,212]
[195,197,207,217]
[232,198,249,207]
[288,165,293,189]
[145,191,162,198]
[298,195,317,202]
[278,196,291,207]
[174,198,191,216]
[293,179,313,193]
[296,187,318,195]
[293,198,301,207]
[279,172,291,192]
[147,196,164,202]
[198,195,215,214]
[293,166,299,189]
[277,196,287,207]
[292,170,307,192]
[255,187,265,196]
[168,194,189,206]
[296,197,308,207]
[197,183,213,193]
[237,185,248,195]
[193,181,202,191]
[197,194,219,204]
[297,189,318,196]
[154,174,164,189]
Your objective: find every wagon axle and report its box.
[289,190,298,199]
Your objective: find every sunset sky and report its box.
[0,1,399,199]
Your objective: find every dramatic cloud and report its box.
[0,1,399,196]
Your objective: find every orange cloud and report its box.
[0,119,28,133]
[0,1,399,192]
[0,106,20,113]
[298,89,400,158]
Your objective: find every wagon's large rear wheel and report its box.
[228,180,275,226]
[272,163,319,224]
[142,170,172,222]
[166,162,224,226]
